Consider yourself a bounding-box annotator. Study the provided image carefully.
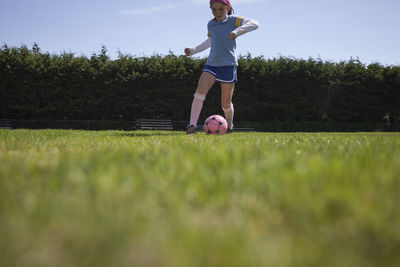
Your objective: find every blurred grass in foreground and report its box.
[0,129,399,267]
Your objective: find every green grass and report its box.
[0,129,399,267]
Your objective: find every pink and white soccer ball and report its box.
[204,115,228,135]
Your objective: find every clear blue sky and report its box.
[1,0,399,65]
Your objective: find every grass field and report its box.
[0,129,399,267]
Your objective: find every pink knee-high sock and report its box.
[190,93,206,126]
[223,103,234,129]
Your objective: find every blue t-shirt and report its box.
[207,15,243,67]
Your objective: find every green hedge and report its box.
[1,44,399,127]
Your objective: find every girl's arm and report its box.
[231,18,259,39]
[185,38,211,56]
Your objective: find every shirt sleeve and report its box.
[187,38,211,56]
[231,17,259,37]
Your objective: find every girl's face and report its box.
[211,2,229,21]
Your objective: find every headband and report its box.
[209,0,231,8]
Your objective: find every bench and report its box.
[138,119,173,131]
[0,119,12,129]
[231,127,255,132]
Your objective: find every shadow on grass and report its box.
[113,131,184,138]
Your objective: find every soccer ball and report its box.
[204,115,228,135]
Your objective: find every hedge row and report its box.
[1,44,399,126]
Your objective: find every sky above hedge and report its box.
[1,0,399,65]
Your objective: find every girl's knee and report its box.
[222,102,232,111]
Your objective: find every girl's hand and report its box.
[229,32,237,40]
[184,48,191,56]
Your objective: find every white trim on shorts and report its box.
[204,69,217,76]
[203,67,237,84]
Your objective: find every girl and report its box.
[185,0,259,134]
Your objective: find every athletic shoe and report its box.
[227,127,233,134]
[186,125,197,134]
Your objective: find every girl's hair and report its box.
[210,0,234,15]
[228,6,234,15]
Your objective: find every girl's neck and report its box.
[215,14,228,22]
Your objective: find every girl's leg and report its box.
[221,82,235,130]
[189,72,216,128]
